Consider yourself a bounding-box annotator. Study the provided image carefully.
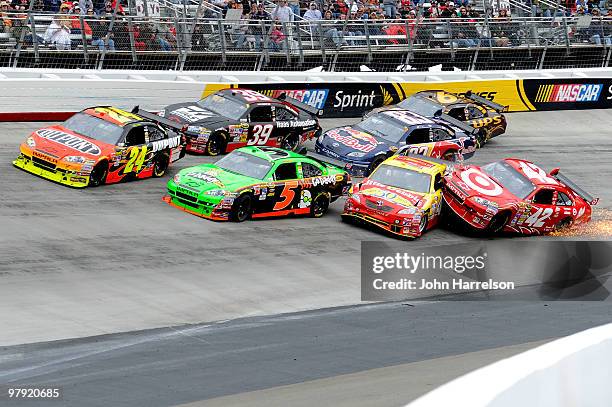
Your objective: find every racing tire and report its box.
[442,150,456,161]
[206,132,227,156]
[486,211,510,234]
[152,153,170,178]
[281,132,300,152]
[367,156,385,176]
[476,130,488,148]
[418,215,428,234]
[230,194,253,222]
[554,217,573,232]
[310,193,330,218]
[88,161,108,187]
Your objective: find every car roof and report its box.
[502,158,560,187]
[414,90,467,107]
[82,107,145,127]
[217,88,277,106]
[238,146,306,162]
[378,110,435,127]
[384,155,446,174]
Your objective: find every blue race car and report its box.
[313,110,477,177]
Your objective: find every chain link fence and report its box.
[2,12,612,71]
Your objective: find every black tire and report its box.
[310,193,330,218]
[153,153,170,177]
[418,215,428,234]
[230,194,252,222]
[206,132,227,156]
[486,211,510,234]
[442,150,456,161]
[281,132,300,152]
[367,156,385,175]
[554,217,573,232]
[88,161,108,187]
[476,129,487,148]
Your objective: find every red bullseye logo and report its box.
[460,168,503,196]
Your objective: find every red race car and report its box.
[443,158,598,235]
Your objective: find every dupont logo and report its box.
[535,84,602,103]
[265,89,329,110]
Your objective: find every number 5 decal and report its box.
[274,180,298,210]
[248,124,273,146]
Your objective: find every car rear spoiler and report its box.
[464,91,508,112]
[550,169,599,205]
[277,93,321,116]
[307,151,348,170]
[132,106,187,132]
[435,112,478,135]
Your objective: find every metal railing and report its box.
[2,12,612,71]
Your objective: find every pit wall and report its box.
[407,322,612,407]
[1,68,612,120]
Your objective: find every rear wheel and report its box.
[206,132,227,156]
[487,211,510,234]
[418,215,428,234]
[442,150,456,161]
[310,193,330,218]
[367,156,385,175]
[88,161,108,187]
[554,217,573,232]
[230,194,252,222]
[153,153,170,177]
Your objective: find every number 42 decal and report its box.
[523,207,553,227]
[248,124,273,146]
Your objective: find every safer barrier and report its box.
[1,68,611,120]
[407,322,612,407]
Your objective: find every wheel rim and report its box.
[208,137,220,155]
[419,216,427,232]
[154,157,167,176]
[90,165,106,186]
[313,196,327,216]
[237,198,250,221]
[283,136,298,151]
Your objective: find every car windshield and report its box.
[480,160,536,199]
[215,150,272,180]
[369,164,431,194]
[197,94,249,120]
[397,96,442,117]
[356,114,407,144]
[62,113,124,145]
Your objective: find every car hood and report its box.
[446,165,519,204]
[175,164,260,193]
[28,125,111,159]
[318,127,390,160]
[356,180,428,211]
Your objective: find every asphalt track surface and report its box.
[0,110,611,406]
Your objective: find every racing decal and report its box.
[276,119,317,128]
[171,106,216,122]
[517,161,557,185]
[93,107,141,125]
[333,90,377,112]
[469,116,504,128]
[36,129,101,156]
[273,180,298,210]
[298,190,312,208]
[534,84,602,103]
[460,168,503,196]
[233,89,271,103]
[185,171,225,187]
[125,146,147,173]
[327,128,379,153]
[229,124,249,142]
[362,187,419,208]
[151,136,181,152]
[263,89,329,110]
[32,150,58,164]
[383,110,429,125]
[248,124,273,146]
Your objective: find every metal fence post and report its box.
[217,19,227,65]
[447,20,455,60]
[561,15,569,53]
[127,16,138,65]
[30,14,39,65]
[364,20,372,63]
[317,21,326,63]
[174,16,184,70]
[282,21,290,65]
[294,20,304,66]
[98,0,122,69]
[79,15,89,66]
[404,20,413,72]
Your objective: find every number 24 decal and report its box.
[125,146,147,173]
[248,124,273,146]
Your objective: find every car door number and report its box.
[125,146,147,173]
[248,124,273,146]
[522,207,553,227]
[273,181,298,210]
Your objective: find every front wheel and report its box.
[230,194,252,222]
[206,132,227,156]
[486,211,510,234]
[153,153,170,177]
[88,161,108,187]
[554,217,573,232]
[367,156,385,176]
[281,133,300,152]
[310,193,330,218]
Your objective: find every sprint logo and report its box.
[535,84,602,103]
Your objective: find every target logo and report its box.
[460,168,503,196]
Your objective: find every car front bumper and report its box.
[13,149,90,188]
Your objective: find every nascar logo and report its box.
[535,84,602,103]
[265,89,329,110]
[36,129,101,155]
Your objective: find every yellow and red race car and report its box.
[13,106,186,188]
[342,154,447,238]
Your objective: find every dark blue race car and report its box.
[313,110,477,177]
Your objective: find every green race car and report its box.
[165,146,351,221]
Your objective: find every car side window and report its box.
[448,107,467,121]
[556,192,573,206]
[276,107,297,121]
[274,163,298,181]
[433,173,443,191]
[407,128,431,144]
[250,106,273,122]
[430,128,452,141]
[148,126,166,142]
[466,105,484,119]
[533,188,554,205]
[125,127,146,146]
[302,162,323,178]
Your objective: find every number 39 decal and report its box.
[248,124,273,146]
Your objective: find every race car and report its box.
[165,146,350,221]
[313,109,477,177]
[443,158,598,235]
[342,155,447,238]
[365,90,507,145]
[13,106,186,188]
[160,88,322,155]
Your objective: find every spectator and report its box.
[235,11,255,49]
[78,0,93,14]
[465,4,480,17]
[251,3,270,50]
[269,20,285,50]
[43,0,61,12]
[382,0,396,18]
[43,4,72,49]
[272,0,292,22]
[322,9,347,46]
[303,2,322,19]
[441,1,456,17]
[287,0,299,18]
[88,12,115,50]
[1,1,12,34]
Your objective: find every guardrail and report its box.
[2,13,612,71]
[407,322,612,407]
